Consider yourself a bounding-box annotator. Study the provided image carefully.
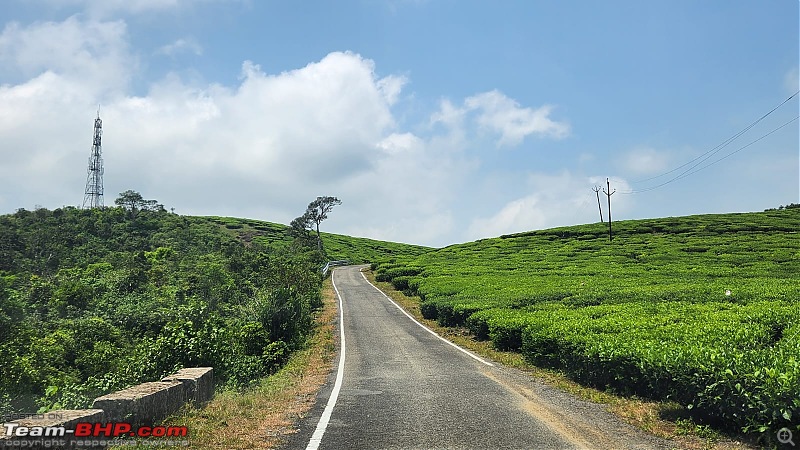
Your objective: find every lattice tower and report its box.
[82,111,104,209]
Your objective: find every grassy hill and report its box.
[373,208,800,443]
[203,216,431,263]
[0,207,427,415]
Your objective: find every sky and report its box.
[0,0,797,247]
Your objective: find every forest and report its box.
[0,193,419,415]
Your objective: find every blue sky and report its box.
[0,0,797,247]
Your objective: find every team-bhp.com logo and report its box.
[4,422,188,438]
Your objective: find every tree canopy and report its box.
[114,190,163,218]
[0,202,322,415]
[290,196,341,256]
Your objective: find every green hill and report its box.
[203,216,431,263]
[0,206,427,415]
[374,208,800,442]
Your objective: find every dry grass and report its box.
[121,278,338,449]
[362,270,757,450]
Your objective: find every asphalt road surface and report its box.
[282,266,674,450]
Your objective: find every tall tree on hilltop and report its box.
[291,196,342,255]
[114,190,163,219]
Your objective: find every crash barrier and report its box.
[321,260,350,276]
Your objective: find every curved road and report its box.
[282,266,673,450]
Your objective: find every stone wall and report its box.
[162,367,214,405]
[0,367,212,449]
[92,380,186,426]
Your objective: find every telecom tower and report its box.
[82,111,104,209]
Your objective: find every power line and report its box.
[668,115,799,180]
[616,91,799,194]
[630,90,798,185]
[623,114,799,194]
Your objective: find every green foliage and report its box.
[114,190,163,219]
[252,288,312,350]
[375,209,800,440]
[0,205,331,414]
[1,202,429,415]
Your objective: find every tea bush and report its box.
[377,209,800,440]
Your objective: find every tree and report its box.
[114,190,161,219]
[288,215,315,249]
[291,196,341,255]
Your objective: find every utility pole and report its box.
[592,185,604,223]
[82,109,104,209]
[602,178,615,241]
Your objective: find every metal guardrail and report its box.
[321,260,350,276]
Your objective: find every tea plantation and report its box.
[374,208,800,441]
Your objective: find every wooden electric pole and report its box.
[602,178,615,241]
[592,185,604,223]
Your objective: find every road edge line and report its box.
[360,270,494,367]
[305,270,346,450]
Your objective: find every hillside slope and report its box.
[204,216,431,263]
[0,207,427,416]
[374,208,800,444]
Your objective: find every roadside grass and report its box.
[123,277,338,450]
[363,270,758,450]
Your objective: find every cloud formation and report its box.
[0,16,133,90]
[465,90,570,146]
[431,90,569,148]
[0,15,572,247]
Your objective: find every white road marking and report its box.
[360,270,494,367]
[305,271,346,450]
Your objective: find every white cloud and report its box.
[621,147,670,175]
[466,172,632,240]
[0,16,134,92]
[156,38,203,57]
[376,74,407,106]
[465,90,569,146]
[0,15,582,247]
[0,16,478,246]
[431,98,466,129]
[431,89,569,148]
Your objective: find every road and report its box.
[282,265,673,450]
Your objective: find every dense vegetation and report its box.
[0,202,427,415]
[373,209,800,444]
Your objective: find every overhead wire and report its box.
[617,90,799,195]
[622,114,799,194]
